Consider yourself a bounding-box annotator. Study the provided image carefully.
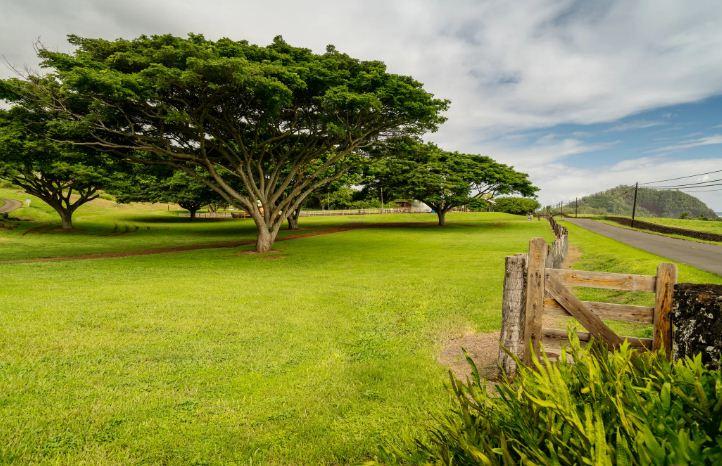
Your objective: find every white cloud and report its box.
[606,120,663,132]
[533,157,722,211]
[651,134,722,154]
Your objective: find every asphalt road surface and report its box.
[566,218,722,276]
[0,199,22,214]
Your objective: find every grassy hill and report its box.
[565,185,718,219]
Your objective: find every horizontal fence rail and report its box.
[546,268,657,292]
[498,221,677,377]
[178,207,431,218]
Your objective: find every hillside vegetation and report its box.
[566,185,717,218]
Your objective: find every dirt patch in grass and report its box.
[239,249,287,259]
[0,222,435,264]
[563,244,582,268]
[438,331,501,382]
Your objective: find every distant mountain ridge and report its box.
[566,185,718,219]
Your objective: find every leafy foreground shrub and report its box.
[380,335,722,465]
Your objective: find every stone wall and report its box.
[671,283,722,369]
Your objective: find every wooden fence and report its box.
[180,207,430,218]
[498,233,677,377]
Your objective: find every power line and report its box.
[659,185,722,192]
[640,168,722,185]
[680,188,722,193]
[652,178,722,189]
[657,184,722,191]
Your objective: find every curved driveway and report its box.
[566,218,722,276]
[0,199,22,214]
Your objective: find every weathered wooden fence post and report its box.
[498,254,527,377]
[523,238,548,362]
[653,262,677,356]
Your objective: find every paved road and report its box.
[0,199,22,214]
[566,218,722,276]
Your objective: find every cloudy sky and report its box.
[2,0,721,209]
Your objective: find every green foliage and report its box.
[109,166,223,216]
[0,88,118,227]
[371,139,537,225]
[492,196,540,215]
[388,335,722,465]
[569,185,717,219]
[12,33,448,249]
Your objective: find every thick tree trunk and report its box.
[287,208,301,230]
[59,210,73,230]
[437,209,447,226]
[49,204,74,230]
[256,227,275,253]
[189,208,198,220]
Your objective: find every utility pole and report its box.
[631,182,639,228]
[575,197,578,218]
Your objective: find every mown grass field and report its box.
[639,216,722,235]
[0,196,719,464]
[571,212,721,243]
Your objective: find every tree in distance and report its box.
[0,84,116,229]
[371,139,538,225]
[285,153,369,229]
[19,34,448,251]
[111,165,226,220]
[492,196,541,216]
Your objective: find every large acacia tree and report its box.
[20,34,447,251]
[0,89,115,229]
[374,139,538,225]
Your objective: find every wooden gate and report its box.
[499,237,677,374]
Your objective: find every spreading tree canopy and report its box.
[17,33,448,251]
[0,83,116,229]
[374,139,538,225]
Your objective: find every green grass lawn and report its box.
[574,212,722,243]
[561,220,722,338]
[639,216,722,235]
[1,194,719,464]
[0,202,556,464]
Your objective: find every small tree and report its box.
[492,196,540,215]
[112,167,224,220]
[21,34,447,251]
[0,95,113,229]
[375,140,537,225]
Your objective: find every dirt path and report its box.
[0,199,22,214]
[0,222,430,264]
[566,218,722,276]
[438,332,502,381]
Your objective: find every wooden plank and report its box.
[499,254,527,377]
[544,298,654,323]
[544,273,623,349]
[546,268,656,292]
[523,238,548,362]
[653,263,677,356]
[543,328,652,349]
